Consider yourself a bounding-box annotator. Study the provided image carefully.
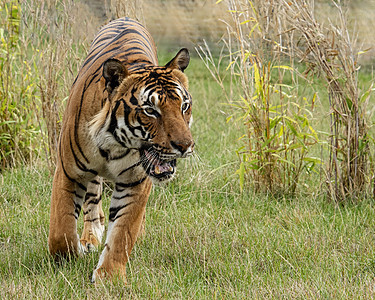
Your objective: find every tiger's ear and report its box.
[165,48,190,72]
[103,58,128,94]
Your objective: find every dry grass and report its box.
[1,0,373,196]
[86,0,375,63]
[85,0,231,47]
[196,0,374,200]
[1,0,375,297]
[196,0,324,195]
[315,0,375,64]
[14,0,98,171]
[281,0,373,201]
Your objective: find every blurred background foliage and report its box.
[0,0,374,201]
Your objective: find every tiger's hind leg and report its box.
[80,177,105,252]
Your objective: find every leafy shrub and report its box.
[0,0,94,172]
[0,1,40,169]
[198,0,374,201]
[197,0,323,195]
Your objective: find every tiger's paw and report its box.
[80,230,101,253]
[91,266,127,284]
[80,241,97,253]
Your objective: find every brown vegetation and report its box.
[197,0,374,200]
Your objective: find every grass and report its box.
[1,53,375,298]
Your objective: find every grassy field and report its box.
[1,51,375,299]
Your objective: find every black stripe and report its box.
[143,85,158,98]
[90,29,123,50]
[67,212,78,220]
[84,218,100,223]
[127,125,145,138]
[62,187,76,194]
[113,131,127,148]
[110,28,145,45]
[109,202,134,222]
[72,74,79,87]
[121,46,149,54]
[86,195,102,206]
[107,100,122,134]
[74,192,84,199]
[81,49,102,71]
[57,108,88,194]
[85,72,100,90]
[119,128,131,146]
[129,58,153,65]
[115,177,147,191]
[60,155,86,192]
[69,138,98,175]
[73,72,100,165]
[122,101,134,138]
[119,51,152,61]
[110,149,130,160]
[112,193,134,200]
[77,182,87,193]
[73,121,89,165]
[77,18,157,86]
[82,44,124,71]
[75,203,82,218]
[130,95,138,105]
[85,192,98,199]
[118,160,142,176]
[85,193,102,206]
[91,179,101,185]
[125,40,153,52]
[109,212,129,222]
[99,148,109,159]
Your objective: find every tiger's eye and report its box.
[182,102,190,113]
[144,107,158,117]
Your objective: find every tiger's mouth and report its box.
[141,148,176,182]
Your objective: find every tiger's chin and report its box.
[140,148,177,184]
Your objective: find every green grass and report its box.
[1,55,375,299]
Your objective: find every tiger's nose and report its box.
[170,140,194,157]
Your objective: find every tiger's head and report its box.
[90,49,194,182]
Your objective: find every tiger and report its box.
[48,17,194,283]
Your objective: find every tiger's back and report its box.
[64,17,158,136]
[84,17,158,74]
[59,18,162,179]
[49,18,194,283]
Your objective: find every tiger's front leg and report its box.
[49,164,87,258]
[92,177,152,283]
[80,177,105,252]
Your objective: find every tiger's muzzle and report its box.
[140,139,194,182]
[140,148,177,182]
